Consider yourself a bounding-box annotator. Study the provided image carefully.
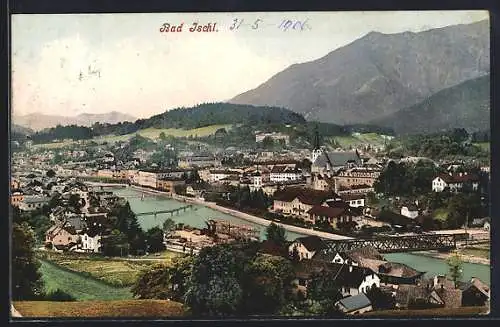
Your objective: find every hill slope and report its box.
[13,111,137,131]
[230,20,489,124]
[370,75,490,135]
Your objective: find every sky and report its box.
[11,11,489,119]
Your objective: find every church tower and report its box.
[311,125,323,163]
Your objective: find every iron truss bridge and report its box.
[323,233,466,254]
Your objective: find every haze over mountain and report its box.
[13,111,137,132]
[370,74,490,135]
[230,20,489,125]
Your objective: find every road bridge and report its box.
[136,205,194,217]
[323,233,465,254]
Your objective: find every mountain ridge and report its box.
[229,19,489,124]
[13,111,137,131]
[370,74,490,135]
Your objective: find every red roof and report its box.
[273,187,336,205]
[307,205,346,218]
[437,173,479,184]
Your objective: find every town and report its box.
[11,125,490,317]
[10,11,490,319]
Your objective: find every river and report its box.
[111,187,490,285]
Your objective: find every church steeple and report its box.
[313,124,321,150]
[311,124,323,163]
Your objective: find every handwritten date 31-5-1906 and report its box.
[159,19,311,33]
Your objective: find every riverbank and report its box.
[129,185,353,241]
[410,249,490,266]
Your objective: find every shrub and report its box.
[44,289,76,302]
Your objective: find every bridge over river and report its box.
[135,205,195,217]
[323,233,466,254]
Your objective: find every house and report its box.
[80,231,103,253]
[306,204,355,228]
[311,150,362,176]
[255,131,290,144]
[18,195,51,211]
[65,215,87,233]
[459,277,490,307]
[293,260,380,298]
[432,172,480,192]
[178,153,221,169]
[401,205,419,219]
[336,184,374,195]
[335,293,373,315]
[309,173,335,191]
[470,217,490,231]
[314,246,383,267]
[272,187,339,221]
[334,167,381,190]
[157,177,186,194]
[209,169,240,183]
[357,258,425,285]
[395,284,445,309]
[288,236,328,260]
[45,222,80,250]
[340,193,366,208]
[11,190,24,207]
[269,165,302,183]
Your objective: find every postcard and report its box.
[10,10,490,319]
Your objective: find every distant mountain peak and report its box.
[229,20,489,125]
[13,111,137,131]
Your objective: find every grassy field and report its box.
[362,306,489,317]
[473,142,490,151]
[13,300,186,318]
[32,124,233,149]
[94,124,234,144]
[38,260,133,300]
[330,133,390,149]
[37,251,180,287]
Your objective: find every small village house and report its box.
[288,236,328,260]
[432,172,479,192]
[335,293,373,315]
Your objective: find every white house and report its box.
[81,233,102,253]
[269,165,302,183]
[432,172,480,193]
[401,205,419,219]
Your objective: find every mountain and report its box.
[230,20,489,124]
[13,111,137,131]
[370,75,490,135]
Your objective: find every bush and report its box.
[44,289,76,302]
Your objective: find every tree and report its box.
[12,222,44,300]
[265,223,287,246]
[101,229,129,257]
[146,227,166,253]
[132,264,172,299]
[307,271,343,316]
[159,132,167,141]
[184,244,249,316]
[447,252,463,288]
[68,194,82,209]
[262,136,274,149]
[46,169,56,178]
[163,218,176,235]
[240,254,295,315]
